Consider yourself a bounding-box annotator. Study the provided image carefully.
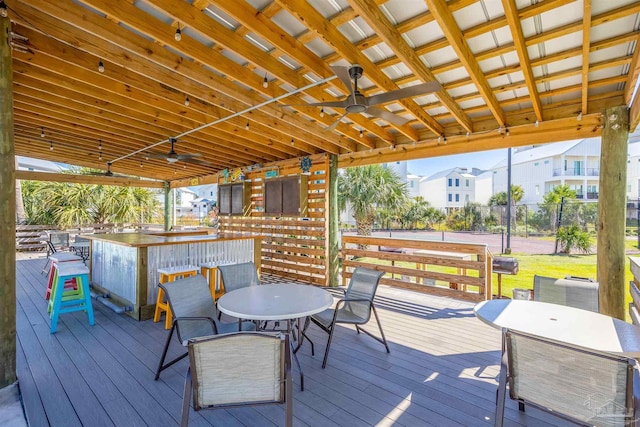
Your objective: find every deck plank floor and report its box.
[15,252,573,426]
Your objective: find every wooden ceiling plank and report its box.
[18,0,353,153]
[425,0,506,127]
[15,170,165,188]
[624,36,640,106]
[347,0,472,134]
[581,0,592,115]
[209,0,389,147]
[501,0,542,122]
[75,0,358,151]
[275,0,426,141]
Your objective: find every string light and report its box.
[535,120,539,128]
[263,73,268,88]
[49,141,53,151]
[320,108,324,118]
[40,127,45,138]
[0,1,8,18]
[98,60,104,73]
[245,121,250,130]
[184,95,190,107]
[98,140,102,150]
[140,160,143,168]
[174,24,182,41]
[99,150,102,160]
[505,126,510,136]
[290,138,294,146]
[437,135,441,143]
[466,132,470,139]
[576,112,583,121]
[442,134,447,144]
[359,129,363,138]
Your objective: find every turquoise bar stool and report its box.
[49,262,94,334]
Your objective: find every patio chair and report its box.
[495,328,639,427]
[41,232,71,274]
[305,267,389,368]
[181,332,292,427]
[533,275,599,312]
[154,275,256,380]
[217,261,261,293]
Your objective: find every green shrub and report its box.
[557,225,592,254]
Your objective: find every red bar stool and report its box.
[154,265,200,329]
[45,252,83,300]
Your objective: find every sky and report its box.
[407,148,507,177]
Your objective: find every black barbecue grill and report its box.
[493,256,519,298]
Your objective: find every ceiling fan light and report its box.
[167,156,179,163]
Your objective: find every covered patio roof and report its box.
[4,0,640,184]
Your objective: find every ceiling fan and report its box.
[282,64,441,131]
[86,162,134,178]
[147,137,210,165]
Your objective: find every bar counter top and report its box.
[83,232,261,248]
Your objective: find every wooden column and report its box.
[327,154,339,287]
[0,15,17,387]
[163,183,172,231]
[597,105,629,319]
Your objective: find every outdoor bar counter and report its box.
[84,232,262,320]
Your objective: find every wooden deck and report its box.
[15,252,572,427]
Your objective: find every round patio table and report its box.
[474,299,640,356]
[217,283,333,391]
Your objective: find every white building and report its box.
[17,156,64,173]
[419,167,484,211]
[492,138,602,205]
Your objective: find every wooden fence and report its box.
[341,235,494,302]
[218,153,330,286]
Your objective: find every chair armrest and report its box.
[334,298,372,311]
[174,316,218,335]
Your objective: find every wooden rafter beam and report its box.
[15,170,165,188]
[581,0,592,115]
[425,0,506,127]
[275,0,430,141]
[346,0,472,134]
[501,0,543,122]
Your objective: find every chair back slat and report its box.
[341,268,384,321]
[160,275,218,341]
[533,275,600,312]
[506,330,634,426]
[218,262,260,293]
[188,332,285,409]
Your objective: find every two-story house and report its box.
[419,167,483,212]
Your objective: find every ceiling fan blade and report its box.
[367,81,442,106]
[177,153,202,160]
[182,157,212,166]
[324,111,348,132]
[147,153,169,159]
[366,107,410,126]
[330,66,355,95]
[279,100,348,108]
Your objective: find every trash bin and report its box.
[512,288,531,300]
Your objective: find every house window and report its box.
[455,178,460,187]
[544,160,549,164]
[410,181,414,188]
[448,194,452,202]
[210,192,213,196]
[465,179,470,187]
[455,194,460,202]
[448,178,452,187]
[465,195,469,202]
[534,162,539,166]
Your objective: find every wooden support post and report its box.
[597,105,629,319]
[0,15,17,387]
[163,182,172,232]
[327,154,339,287]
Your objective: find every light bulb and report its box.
[98,60,104,73]
[263,73,268,88]
[140,160,143,168]
[0,2,8,18]
[535,120,539,128]
[184,96,189,106]
[577,112,583,121]
[40,128,44,138]
[245,122,250,130]
[466,132,470,138]
[174,28,182,41]
[49,141,53,151]
[290,138,294,146]
[99,151,102,160]
[98,140,102,150]
[145,155,149,161]
[359,130,363,138]
[320,108,324,118]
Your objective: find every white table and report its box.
[474,299,640,356]
[217,284,333,390]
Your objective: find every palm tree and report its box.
[338,164,408,237]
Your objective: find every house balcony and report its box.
[552,167,600,177]
[14,252,567,427]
